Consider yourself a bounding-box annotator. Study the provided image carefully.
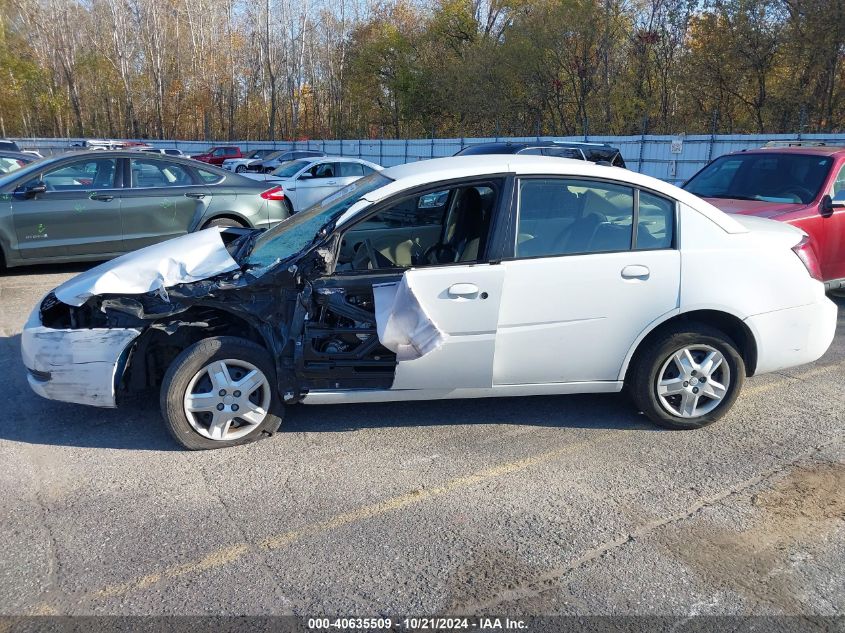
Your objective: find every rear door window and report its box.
[337,162,365,177]
[130,159,195,188]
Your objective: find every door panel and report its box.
[120,157,209,251]
[391,264,505,389]
[495,251,680,384]
[292,162,342,210]
[11,157,123,259]
[821,161,845,282]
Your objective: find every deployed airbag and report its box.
[54,228,240,307]
[373,276,445,361]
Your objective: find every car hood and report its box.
[54,228,241,306]
[702,197,810,219]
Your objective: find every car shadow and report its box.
[3,329,652,452]
[1,261,101,277]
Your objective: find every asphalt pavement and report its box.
[0,264,843,618]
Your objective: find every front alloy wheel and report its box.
[184,359,272,441]
[161,337,283,449]
[628,324,745,430]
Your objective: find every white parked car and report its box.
[221,149,276,173]
[22,156,837,449]
[140,147,186,157]
[242,156,383,213]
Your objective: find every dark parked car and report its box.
[0,140,23,153]
[245,150,327,173]
[455,141,626,167]
[683,144,845,289]
[0,151,289,268]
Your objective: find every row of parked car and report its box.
[1,138,844,286]
[17,136,841,450]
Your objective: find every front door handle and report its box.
[89,193,114,202]
[448,283,480,298]
[185,192,206,199]
[326,181,337,186]
[621,265,650,280]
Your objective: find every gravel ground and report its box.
[0,264,843,618]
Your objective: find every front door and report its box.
[119,157,209,251]
[821,160,845,283]
[11,156,123,259]
[494,177,681,385]
[290,161,344,211]
[390,264,506,389]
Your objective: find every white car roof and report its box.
[368,155,746,234]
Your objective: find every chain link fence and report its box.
[14,133,845,185]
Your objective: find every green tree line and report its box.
[0,0,842,140]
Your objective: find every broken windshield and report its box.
[246,171,393,269]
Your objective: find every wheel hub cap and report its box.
[183,359,271,441]
[656,345,731,419]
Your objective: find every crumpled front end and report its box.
[21,300,142,408]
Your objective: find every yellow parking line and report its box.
[744,363,841,396]
[38,361,844,608]
[91,432,616,601]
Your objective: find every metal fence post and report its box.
[638,115,648,172]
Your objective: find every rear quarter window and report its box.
[197,168,224,184]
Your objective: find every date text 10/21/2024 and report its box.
[307,618,529,630]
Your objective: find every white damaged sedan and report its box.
[22,156,837,449]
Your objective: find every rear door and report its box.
[11,156,123,259]
[119,157,209,251]
[495,177,680,385]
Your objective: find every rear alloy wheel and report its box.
[203,216,246,229]
[628,324,745,430]
[161,337,283,449]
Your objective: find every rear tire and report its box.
[203,216,246,229]
[627,323,745,430]
[160,336,283,450]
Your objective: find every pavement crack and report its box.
[456,435,845,613]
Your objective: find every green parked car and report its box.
[0,151,289,268]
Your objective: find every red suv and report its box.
[190,146,242,166]
[683,144,845,289]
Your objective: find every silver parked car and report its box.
[0,151,289,268]
[243,157,383,213]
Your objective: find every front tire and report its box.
[628,324,745,430]
[160,337,283,450]
[235,165,246,173]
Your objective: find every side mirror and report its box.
[819,194,844,218]
[24,182,47,198]
[298,172,313,179]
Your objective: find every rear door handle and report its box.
[89,193,113,202]
[448,283,480,298]
[326,181,337,186]
[185,192,206,199]
[621,265,650,280]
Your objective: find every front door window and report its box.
[337,181,500,271]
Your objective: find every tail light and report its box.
[260,185,285,201]
[792,235,823,281]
